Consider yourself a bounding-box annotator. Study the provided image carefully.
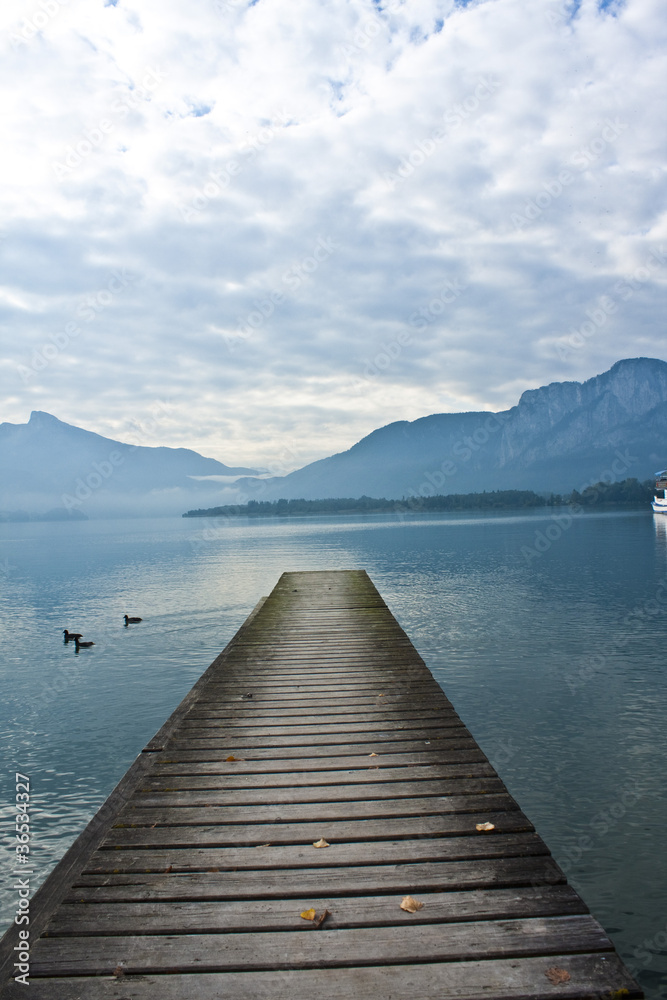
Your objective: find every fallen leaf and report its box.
[369,752,378,757]
[314,908,330,929]
[545,967,571,985]
[164,865,173,873]
[400,895,424,913]
[113,964,126,977]
[255,843,272,848]
[476,822,495,832]
[300,908,317,920]
[225,755,245,762]
[313,838,330,848]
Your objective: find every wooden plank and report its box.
[216,664,428,672]
[167,728,467,746]
[2,954,640,1000]
[183,711,451,725]
[65,857,567,902]
[155,741,482,763]
[154,746,487,770]
[127,776,505,806]
[164,727,471,749]
[203,669,439,681]
[191,697,444,711]
[0,954,642,1000]
[190,691,446,711]
[141,761,497,788]
[101,807,528,848]
[45,885,588,935]
[30,916,611,976]
[175,719,465,738]
[183,706,453,722]
[114,792,518,827]
[84,832,548,874]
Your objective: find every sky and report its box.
[1,0,666,472]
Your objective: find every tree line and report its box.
[183,478,654,518]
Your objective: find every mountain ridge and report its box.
[0,411,259,517]
[2,358,665,516]
[234,357,667,501]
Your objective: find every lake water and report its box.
[0,508,666,997]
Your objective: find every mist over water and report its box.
[0,509,665,997]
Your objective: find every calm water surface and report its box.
[0,509,665,997]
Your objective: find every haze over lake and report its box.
[0,508,665,997]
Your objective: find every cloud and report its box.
[1,0,665,468]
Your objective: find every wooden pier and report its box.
[0,570,642,998]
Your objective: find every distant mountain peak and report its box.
[0,412,260,517]
[29,410,61,425]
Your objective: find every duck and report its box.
[123,615,142,625]
[63,630,83,642]
[74,637,95,649]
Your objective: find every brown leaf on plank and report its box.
[545,967,571,984]
[314,908,330,929]
[225,755,244,762]
[400,895,424,913]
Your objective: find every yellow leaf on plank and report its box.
[300,908,317,920]
[400,895,424,913]
[545,967,571,985]
[225,755,244,762]
[313,838,330,848]
[476,822,495,832]
[369,752,378,757]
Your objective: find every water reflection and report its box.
[654,512,667,545]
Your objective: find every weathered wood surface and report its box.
[0,569,642,998]
[29,916,611,975]
[46,885,588,935]
[102,808,529,848]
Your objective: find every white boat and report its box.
[652,470,667,513]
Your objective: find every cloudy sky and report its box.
[1,0,665,471]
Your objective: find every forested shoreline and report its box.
[184,478,654,518]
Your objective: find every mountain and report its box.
[235,358,667,501]
[5,359,666,518]
[0,411,259,517]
